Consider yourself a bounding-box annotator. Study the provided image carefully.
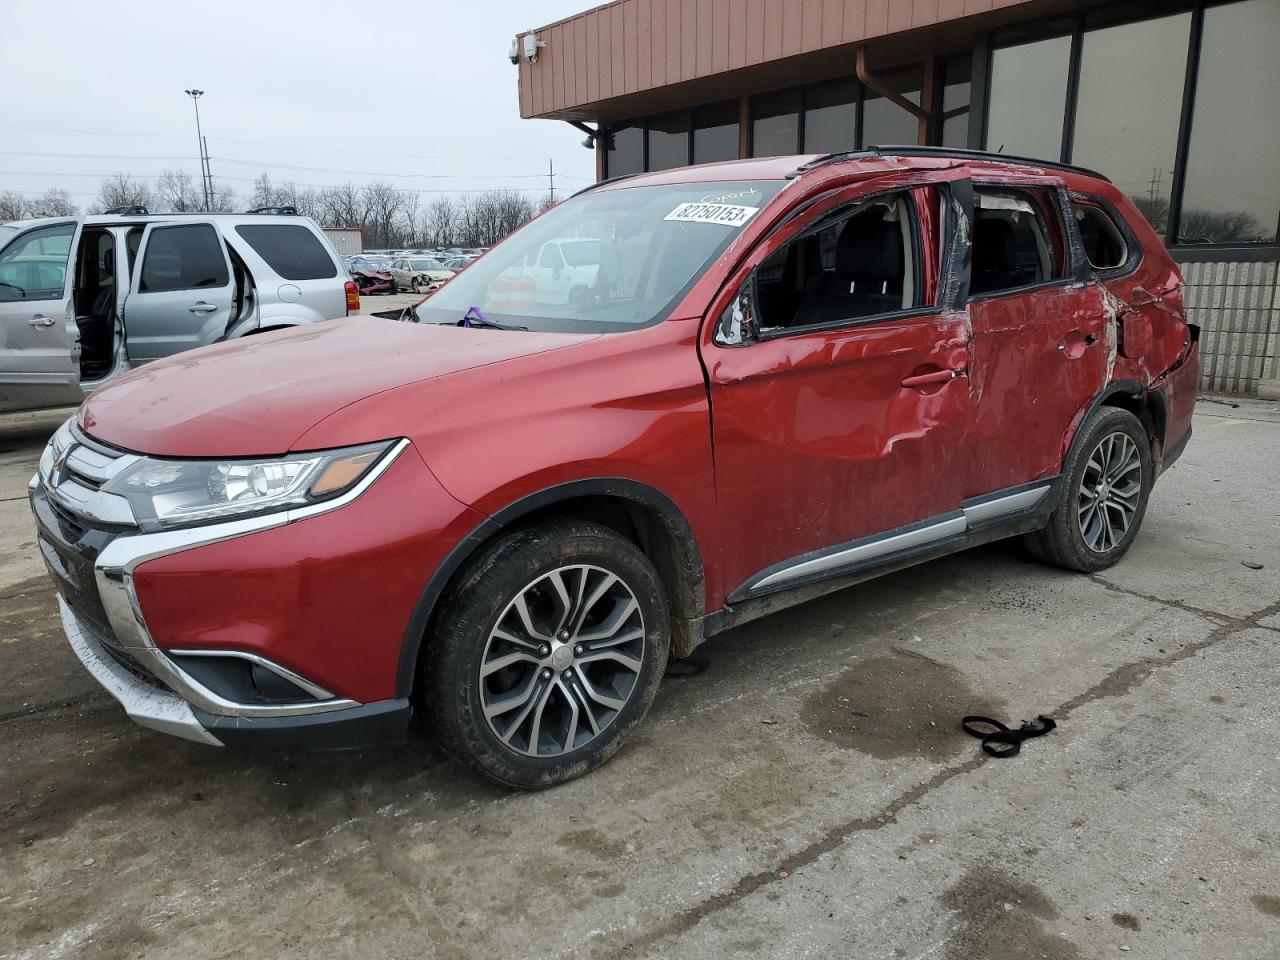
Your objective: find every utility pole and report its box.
[548,158,556,206]
[184,88,211,211]
[203,135,213,209]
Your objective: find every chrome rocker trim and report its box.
[743,482,1053,596]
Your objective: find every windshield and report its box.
[410,259,442,270]
[418,180,784,333]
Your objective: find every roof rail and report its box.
[244,205,299,215]
[103,204,149,215]
[793,145,1110,183]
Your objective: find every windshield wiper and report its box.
[458,305,527,331]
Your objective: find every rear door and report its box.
[0,220,84,411]
[702,170,975,600]
[123,221,235,361]
[963,177,1111,497]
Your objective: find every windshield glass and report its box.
[418,180,784,333]
[410,259,442,270]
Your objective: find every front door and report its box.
[122,221,235,362]
[0,220,84,412]
[703,173,975,600]
[964,179,1111,496]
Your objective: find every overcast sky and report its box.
[1,0,596,208]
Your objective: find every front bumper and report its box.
[59,595,221,745]
[62,592,412,748]
[30,422,474,750]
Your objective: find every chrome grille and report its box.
[39,420,140,527]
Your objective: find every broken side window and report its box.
[969,190,1061,297]
[1073,201,1128,272]
[753,191,922,333]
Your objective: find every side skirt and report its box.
[704,479,1057,639]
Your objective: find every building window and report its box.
[606,122,644,178]
[693,101,740,165]
[1071,14,1190,235]
[751,89,801,157]
[1178,0,1280,243]
[985,35,1072,159]
[940,55,972,148]
[861,66,923,146]
[802,78,858,154]
[647,110,690,171]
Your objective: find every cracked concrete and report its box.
[1,398,1277,960]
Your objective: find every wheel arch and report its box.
[1064,380,1167,469]
[395,478,706,699]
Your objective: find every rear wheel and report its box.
[1024,406,1153,572]
[424,520,670,789]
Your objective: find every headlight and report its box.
[101,440,400,530]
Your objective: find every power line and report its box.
[0,124,597,169]
[0,149,592,184]
[0,169,572,196]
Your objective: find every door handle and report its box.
[188,302,218,314]
[902,368,963,388]
[28,315,56,327]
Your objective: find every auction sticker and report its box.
[664,202,759,227]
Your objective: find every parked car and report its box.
[1,210,356,413]
[32,148,1199,788]
[388,256,454,294]
[516,237,600,305]
[346,257,396,296]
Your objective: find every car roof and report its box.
[584,146,1111,196]
[3,213,317,231]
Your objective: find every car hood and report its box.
[79,318,594,457]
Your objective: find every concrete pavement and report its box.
[1,399,1277,960]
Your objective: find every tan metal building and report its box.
[515,0,1280,396]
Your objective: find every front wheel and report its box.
[411,277,421,294]
[1024,406,1153,572]
[423,520,670,789]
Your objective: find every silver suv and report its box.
[0,210,355,413]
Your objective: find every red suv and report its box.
[31,148,1199,788]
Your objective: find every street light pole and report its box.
[184,88,210,211]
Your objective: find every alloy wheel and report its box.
[478,564,645,757]
[1077,431,1142,552]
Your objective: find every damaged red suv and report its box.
[32,148,1199,787]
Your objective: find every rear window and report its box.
[140,224,229,293]
[234,224,338,281]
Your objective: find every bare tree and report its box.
[250,173,280,210]
[361,181,406,248]
[0,191,30,221]
[207,179,238,212]
[95,173,153,213]
[319,182,363,229]
[422,196,460,247]
[156,170,202,212]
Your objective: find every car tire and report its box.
[1024,406,1153,573]
[423,519,670,789]
[411,277,421,294]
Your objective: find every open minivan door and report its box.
[0,220,85,413]
[122,221,236,362]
